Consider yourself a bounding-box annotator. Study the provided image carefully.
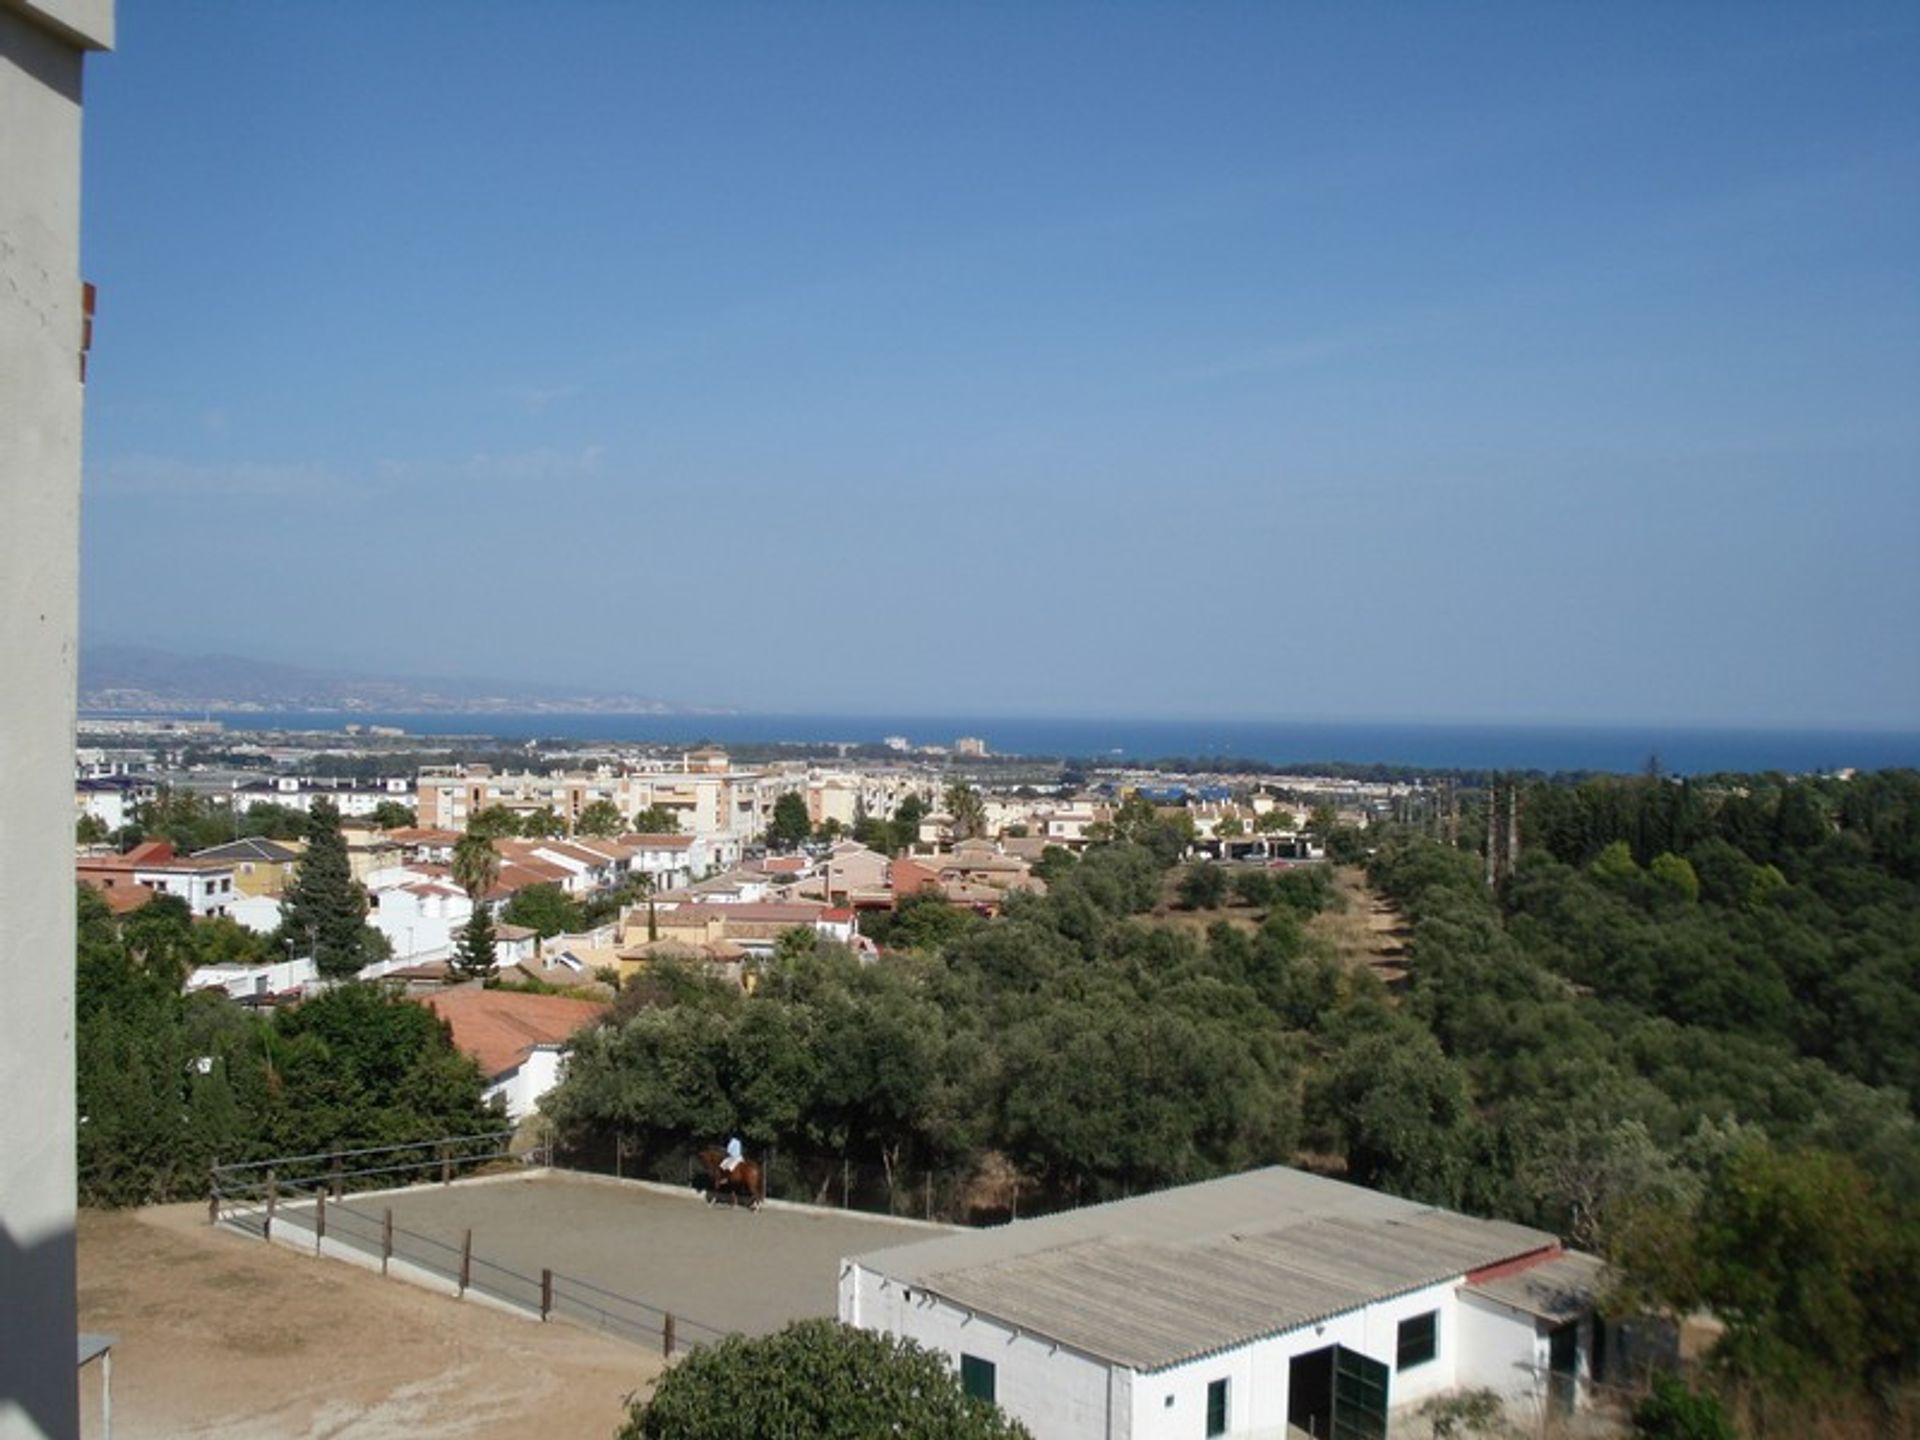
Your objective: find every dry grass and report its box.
[1306,865,1410,992]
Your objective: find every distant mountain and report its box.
[79,644,711,716]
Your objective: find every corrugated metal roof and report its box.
[1466,1249,1606,1323]
[851,1167,1558,1372]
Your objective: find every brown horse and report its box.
[695,1148,763,1210]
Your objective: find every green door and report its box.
[1330,1347,1389,1440]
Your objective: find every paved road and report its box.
[262,1170,949,1344]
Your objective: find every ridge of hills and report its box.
[78,643,710,716]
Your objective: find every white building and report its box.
[75,773,157,830]
[841,1167,1602,1440]
[185,954,318,1003]
[123,853,237,918]
[366,874,472,962]
[229,774,414,817]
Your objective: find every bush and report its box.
[1633,1375,1736,1440]
[619,1318,1032,1439]
[1178,862,1228,910]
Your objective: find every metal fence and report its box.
[210,1135,727,1357]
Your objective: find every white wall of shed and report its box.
[844,1264,1123,1440]
[1129,1276,1461,1438]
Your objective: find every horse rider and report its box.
[720,1136,744,1174]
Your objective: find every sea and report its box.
[158,712,1920,777]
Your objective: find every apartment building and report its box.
[416,750,771,843]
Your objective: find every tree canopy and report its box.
[769,792,812,851]
[78,884,494,1207]
[618,1319,1032,1440]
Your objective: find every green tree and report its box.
[1683,1142,1919,1396]
[77,812,110,844]
[119,894,196,991]
[1317,1026,1478,1207]
[944,782,987,841]
[451,833,500,904]
[451,902,498,980]
[278,798,374,981]
[1304,804,1339,845]
[1178,862,1228,911]
[1649,852,1701,906]
[770,792,812,851]
[620,1319,1033,1440]
[370,799,416,829]
[629,804,680,835]
[576,799,625,837]
[890,793,927,852]
[465,805,521,840]
[501,882,583,939]
[518,807,567,837]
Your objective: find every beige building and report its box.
[415,751,772,843]
[189,836,304,896]
[1,3,114,1434]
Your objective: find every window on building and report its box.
[1206,1377,1229,1436]
[960,1354,995,1404]
[1397,1310,1438,1370]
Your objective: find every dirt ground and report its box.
[1150,864,1411,992]
[259,1171,946,1343]
[77,1203,661,1440]
[1306,865,1410,991]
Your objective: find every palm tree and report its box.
[944,782,987,842]
[451,833,500,903]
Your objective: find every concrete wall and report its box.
[1,4,112,1435]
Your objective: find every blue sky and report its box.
[80,3,1919,724]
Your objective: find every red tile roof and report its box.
[417,989,606,1080]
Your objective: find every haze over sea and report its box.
[186,712,1920,777]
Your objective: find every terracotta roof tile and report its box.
[417,989,607,1080]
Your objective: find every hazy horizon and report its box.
[79,4,1920,729]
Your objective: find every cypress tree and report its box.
[451,903,497,981]
[280,798,371,981]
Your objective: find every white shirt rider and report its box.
[721,1136,743,1173]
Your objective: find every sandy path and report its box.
[1307,865,1410,990]
[77,1204,660,1440]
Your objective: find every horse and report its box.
[694,1147,763,1210]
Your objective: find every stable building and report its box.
[841,1166,1602,1440]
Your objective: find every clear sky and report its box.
[79,3,1919,725]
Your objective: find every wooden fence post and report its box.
[263,1168,276,1242]
[663,1313,675,1358]
[541,1268,553,1322]
[315,1191,327,1252]
[382,1208,393,1275]
[459,1228,472,1296]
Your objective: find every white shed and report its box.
[841,1166,1602,1440]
